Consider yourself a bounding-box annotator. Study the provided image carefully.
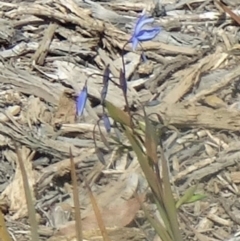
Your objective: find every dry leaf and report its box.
[55,194,145,239]
[0,147,37,219]
[22,96,52,125]
[90,194,145,228]
[52,89,76,125]
[56,171,145,240]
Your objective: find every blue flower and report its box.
[130,13,161,51]
[76,85,87,116]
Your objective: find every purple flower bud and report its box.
[102,113,111,133]
[119,68,127,95]
[101,65,110,104]
[76,85,87,116]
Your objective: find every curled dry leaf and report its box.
[82,194,145,230]
[52,89,76,125]
[52,194,145,240]
[48,175,143,239]
[0,146,37,220]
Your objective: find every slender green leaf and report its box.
[160,147,183,241]
[143,109,174,237]
[124,127,161,199]
[143,108,158,164]
[104,101,131,126]
[136,194,172,241]
[153,195,173,238]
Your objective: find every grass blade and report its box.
[124,127,161,199]
[70,148,83,241]
[143,108,158,164]
[15,144,40,241]
[83,176,111,241]
[104,101,131,126]
[135,193,172,241]
[152,195,173,238]
[0,210,13,241]
[160,146,183,241]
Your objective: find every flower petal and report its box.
[76,86,87,116]
[134,14,148,34]
[136,27,161,42]
[135,16,155,35]
[130,36,139,51]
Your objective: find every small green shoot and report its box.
[184,194,206,204]
[176,185,197,209]
[176,186,206,209]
